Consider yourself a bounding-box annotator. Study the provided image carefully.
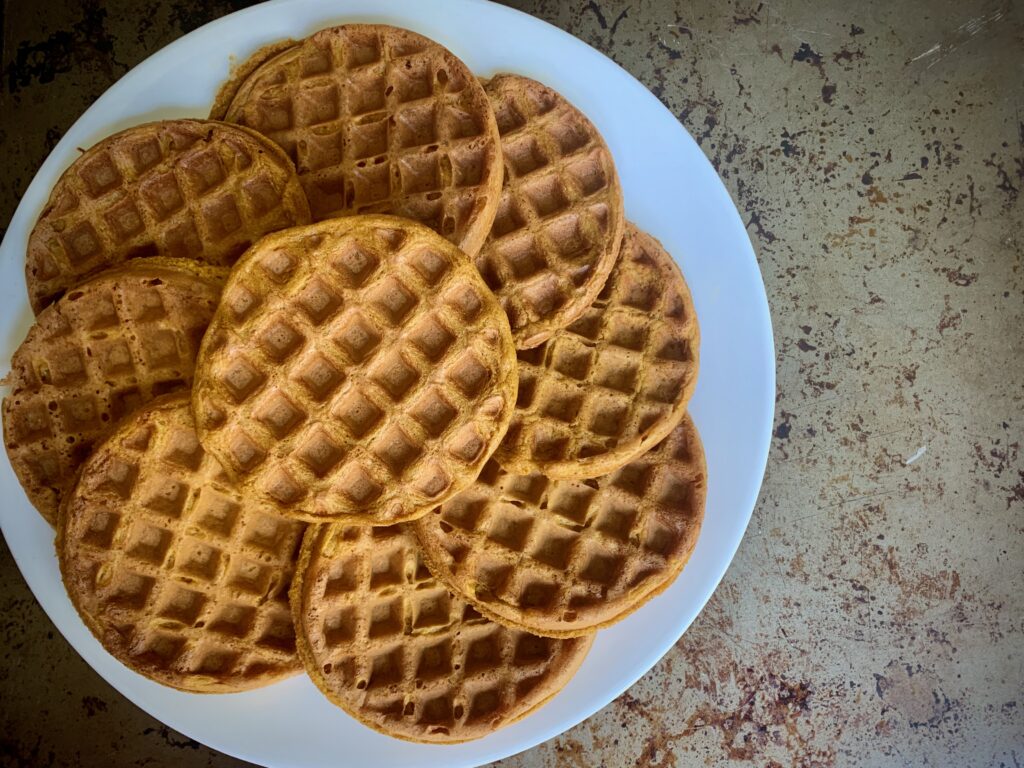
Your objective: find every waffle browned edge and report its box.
[191,214,519,525]
[415,416,708,638]
[55,394,303,693]
[2,258,228,525]
[494,224,701,481]
[216,24,504,259]
[209,39,300,121]
[479,73,625,350]
[290,524,594,743]
[26,118,311,313]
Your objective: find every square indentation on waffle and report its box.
[79,152,123,198]
[60,221,102,265]
[103,198,146,242]
[348,120,388,161]
[140,172,185,221]
[219,356,266,403]
[393,103,438,150]
[504,134,550,178]
[407,313,456,362]
[333,386,385,439]
[254,390,305,439]
[296,277,342,325]
[329,308,381,364]
[290,352,343,404]
[140,473,190,518]
[123,136,162,174]
[369,349,419,402]
[367,275,418,325]
[157,585,208,625]
[295,427,346,478]
[372,425,423,479]
[193,487,241,537]
[125,520,173,566]
[397,153,441,196]
[242,172,287,216]
[331,240,380,288]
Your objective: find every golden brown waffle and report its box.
[26,119,310,313]
[477,74,624,349]
[58,394,305,692]
[494,223,699,479]
[414,415,707,637]
[3,260,225,525]
[192,215,517,525]
[293,523,591,742]
[217,24,502,256]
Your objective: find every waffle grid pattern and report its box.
[414,417,707,636]
[26,120,309,312]
[494,224,699,479]
[296,523,591,742]
[193,219,516,524]
[3,263,223,524]
[223,25,501,254]
[477,74,624,348]
[59,396,305,691]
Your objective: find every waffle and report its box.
[57,394,305,692]
[26,118,310,313]
[494,223,699,479]
[192,215,517,524]
[414,415,707,637]
[216,24,503,256]
[3,259,225,525]
[293,523,592,742]
[477,74,624,349]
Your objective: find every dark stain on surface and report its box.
[680,673,818,762]
[821,83,837,104]
[793,42,825,78]
[584,0,630,37]
[657,40,682,61]
[733,2,764,25]
[4,3,122,93]
[935,266,978,287]
[746,209,777,244]
[142,726,201,750]
[166,0,255,33]
[82,695,107,717]
[775,413,792,440]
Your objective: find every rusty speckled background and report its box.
[1,1,1022,766]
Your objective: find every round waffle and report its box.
[415,416,707,637]
[26,119,310,313]
[192,215,517,525]
[494,223,699,479]
[293,522,592,742]
[477,74,624,349]
[216,24,503,256]
[3,259,225,525]
[58,394,305,692]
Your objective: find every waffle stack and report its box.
[4,23,707,743]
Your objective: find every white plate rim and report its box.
[0,1,776,766]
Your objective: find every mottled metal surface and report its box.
[1,1,1022,766]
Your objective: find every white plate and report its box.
[0,1,775,765]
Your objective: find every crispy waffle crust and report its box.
[26,119,310,313]
[57,394,305,692]
[292,523,592,742]
[191,215,517,524]
[414,416,707,637]
[218,24,503,256]
[3,259,226,525]
[494,223,700,479]
[478,74,624,349]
